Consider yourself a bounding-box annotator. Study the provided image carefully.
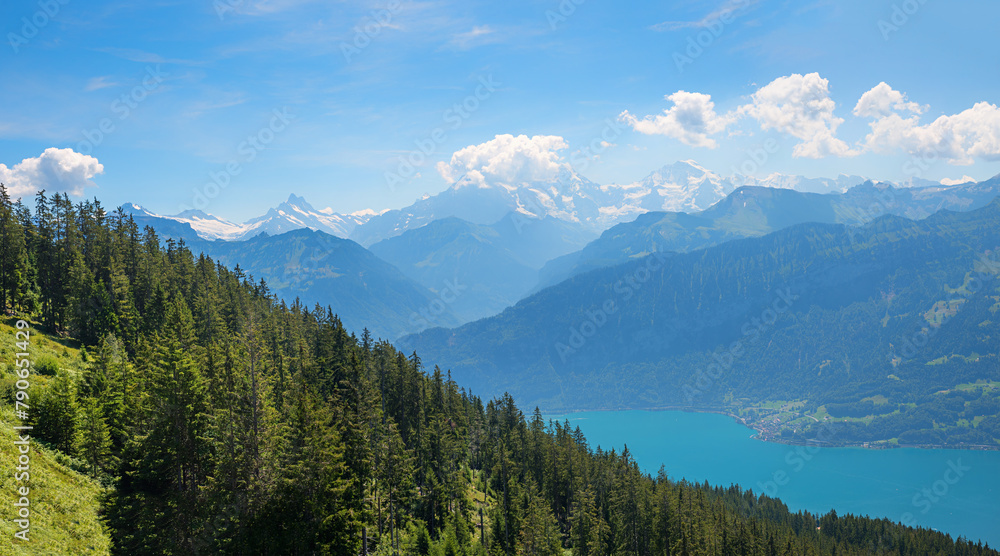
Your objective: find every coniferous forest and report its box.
[2,188,997,554]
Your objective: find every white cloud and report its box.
[853,82,925,119]
[619,75,1000,166]
[436,134,569,186]
[619,73,856,158]
[0,148,104,200]
[619,91,735,148]
[738,72,856,158]
[84,76,121,92]
[940,175,976,186]
[860,100,1000,164]
[448,25,498,49]
[651,0,759,31]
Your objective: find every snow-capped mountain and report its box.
[239,194,374,239]
[170,208,245,239]
[734,172,869,194]
[350,160,870,246]
[598,160,871,223]
[598,160,734,218]
[349,167,612,246]
[122,195,381,241]
[124,160,963,248]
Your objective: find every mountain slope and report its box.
[369,213,594,322]
[538,176,1000,289]
[369,217,535,324]
[399,198,1000,446]
[188,229,461,340]
[0,320,111,556]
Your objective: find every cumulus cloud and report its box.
[436,134,570,186]
[738,72,856,158]
[618,75,1000,165]
[618,91,736,148]
[853,82,925,119]
[619,73,856,158]
[940,175,976,186]
[0,148,104,199]
[859,93,1000,164]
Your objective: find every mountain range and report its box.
[121,161,998,346]
[537,176,1000,289]
[128,161,876,246]
[123,195,381,242]
[398,198,1000,445]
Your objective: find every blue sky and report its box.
[2,0,999,221]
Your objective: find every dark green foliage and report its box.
[33,353,60,376]
[33,369,79,454]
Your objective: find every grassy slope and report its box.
[0,319,110,556]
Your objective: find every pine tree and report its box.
[34,368,79,454]
[0,183,32,313]
[106,297,213,555]
[517,484,562,556]
[76,396,112,477]
[257,378,359,556]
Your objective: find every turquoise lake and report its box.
[546,410,1000,547]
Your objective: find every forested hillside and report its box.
[2,187,996,554]
[403,199,1000,447]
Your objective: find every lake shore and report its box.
[547,405,1000,451]
[544,408,1000,547]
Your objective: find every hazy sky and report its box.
[2,0,999,221]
